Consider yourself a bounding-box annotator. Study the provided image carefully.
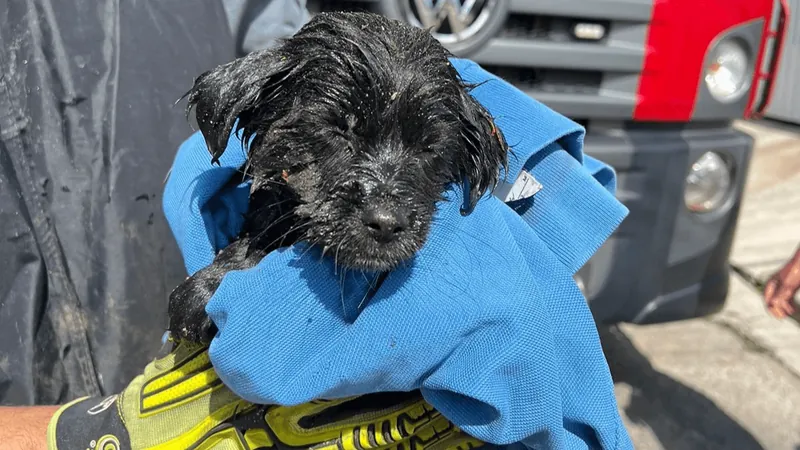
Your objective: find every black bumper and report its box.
[578,122,753,324]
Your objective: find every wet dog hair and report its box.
[168,11,508,342]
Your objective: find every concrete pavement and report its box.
[611,274,800,450]
[608,119,800,450]
[731,120,800,282]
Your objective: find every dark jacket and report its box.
[0,0,238,405]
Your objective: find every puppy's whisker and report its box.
[358,285,371,310]
[259,198,296,210]
[357,271,381,310]
[320,244,332,261]
[302,239,322,260]
[278,220,311,239]
[334,240,346,275]
[262,221,311,250]
[248,225,299,253]
[247,200,295,218]
[253,206,297,228]
[249,211,298,243]
[296,236,323,261]
[333,262,350,315]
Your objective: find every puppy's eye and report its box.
[335,114,357,134]
[335,117,349,133]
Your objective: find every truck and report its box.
[309,0,788,324]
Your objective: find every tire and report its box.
[376,0,510,57]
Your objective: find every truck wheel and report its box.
[376,0,509,57]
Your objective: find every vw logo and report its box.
[388,0,508,55]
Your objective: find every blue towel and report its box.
[163,59,633,449]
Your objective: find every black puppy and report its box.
[168,11,508,343]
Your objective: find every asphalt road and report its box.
[606,119,800,450]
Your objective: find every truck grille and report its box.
[309,0,653,123]
[500,14,611,43]
[481,66,603,96]
[469,1,652,122]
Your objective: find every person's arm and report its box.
[764,245,800,318]
[0,406,59,449]
[221,0,309,56]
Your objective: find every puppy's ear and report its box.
[457,88,509,214]
[185,49,301,163]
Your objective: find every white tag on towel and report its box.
[494,170,543,203]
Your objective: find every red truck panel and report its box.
[633,0,776,121]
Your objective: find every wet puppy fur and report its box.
[168,11,508,342]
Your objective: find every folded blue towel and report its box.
[163,59,633,449]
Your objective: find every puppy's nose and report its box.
[362,206,409,243]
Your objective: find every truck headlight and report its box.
[704,39,751,103]
[684,152,732,213]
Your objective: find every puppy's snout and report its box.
[361,206,410,243]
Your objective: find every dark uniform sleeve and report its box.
[221,0,310,56]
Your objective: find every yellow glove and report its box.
[47,339,485,450]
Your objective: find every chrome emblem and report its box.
[407,0,496,45]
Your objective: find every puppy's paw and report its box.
[167,240,259,344]
[169,312,216,344]
[167,273,221,344]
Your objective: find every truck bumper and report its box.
[579,123,753,324]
